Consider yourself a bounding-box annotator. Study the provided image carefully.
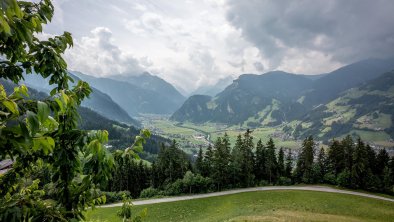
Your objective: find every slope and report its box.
[73,71,184,116]
[291,71,394,142]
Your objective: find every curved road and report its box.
[101,185,394,208]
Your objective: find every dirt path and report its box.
[101,185,394,208]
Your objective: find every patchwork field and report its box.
[139,114,302,154]
[86,190,394,222]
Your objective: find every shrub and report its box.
[140,187,161,198]
[102,191,131,204]
[277,177,292,185]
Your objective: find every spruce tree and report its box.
[212,137,231,190]
[328,139,345,176]
[351,138,368,189]
[295,136,315,183]
[285,149,293,178]
[255,139,266,182]
[342,135,354,171]
[230,134,243,186]
[195,146,204,174]
[203,143,214,177]
[277,147,285,177]
[315,147,328,183]
[265,138,277,184]
[241,129,255,187]
[376,148,390,177]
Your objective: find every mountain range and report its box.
[20,72,139,126]
[72,71,185,116]
[171,57,394,141]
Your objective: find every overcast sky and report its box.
[42,0,394,93]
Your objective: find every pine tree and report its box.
[241,129,255,187]
[328,139,345,176]
[342,135,354,171]
[277,147,285,177]
[203,143,214,177]
[376,148,390,177]
[351,138,368,189]
[230,134,243,186]
[195,146,204,174]
[255,139,266,182]
[315,147,328,183]
[295,136,315,183]
[285,149,293,178]
[265,138,277,184]
[212,137,231,190]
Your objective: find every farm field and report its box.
[139,114,302,154]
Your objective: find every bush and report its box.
[164,179,183,196]
[337,169,351,188]
[102,191,131,204]
[140,187,162,198]
[277,177,292,185]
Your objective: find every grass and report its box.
[85,190,394,222]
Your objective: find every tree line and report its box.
[107,130,394,198]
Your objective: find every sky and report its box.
[41,0,394,93]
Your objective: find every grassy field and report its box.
[86,190,394,222]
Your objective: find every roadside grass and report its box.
[85,190,394,222]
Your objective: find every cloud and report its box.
[224,0,394,68]
[64,27,145,76]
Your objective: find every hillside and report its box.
[72,71,185,116]
[110,72,185,106]
[171,58,394,130]
[21,73,138,126]
[290,71,394,141]
[171,71,312,125]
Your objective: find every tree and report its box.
[265,138,277,184]
[285,149,293,178]
[328,139,345,176]
[376,149,390,177]
[240,129,255,187]
[0,1,150,220]
[350,138,368,189]
[195,146,204,174]
[203,143,214,177]
[277,147,285,177]
[294,136,315,183]
[341,135,354,171]
[313,147,328,183]
[255,139,266,182]
[212,134,231,190]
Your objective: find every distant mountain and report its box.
[110,72,185,106]
[290,71,394,141]
[191,76,234,96]
[20,73,138,126]
[303,57,394,106]
[171,58,394,130]
[171,71,312,125]
[72,71,185,116]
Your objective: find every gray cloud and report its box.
[64,27,145,76]
[225,0,394,65]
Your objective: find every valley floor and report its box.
[86,186,394,222]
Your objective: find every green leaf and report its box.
[37,101,49,122]
[0,16,11,35]
[33,136,55,154]
[26,111,39,136]
[2,100,19,115]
